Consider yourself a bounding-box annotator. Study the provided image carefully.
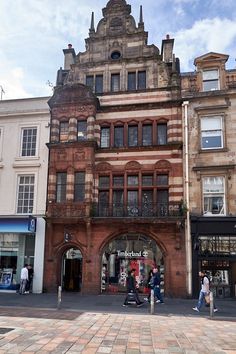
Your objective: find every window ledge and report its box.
[198,148,228,153]
[13,162,41,168]
[14,156,40,161]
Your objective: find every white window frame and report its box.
[202,69,219,91]
[20,126,38,158]
[202,176,225,216]
[16,174,35,214]
[201,116,223,150]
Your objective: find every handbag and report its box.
[205,293,210,304]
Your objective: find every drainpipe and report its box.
[182,100,192,297]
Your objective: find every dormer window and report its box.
[111,51,121,60]
[202,69,219,91]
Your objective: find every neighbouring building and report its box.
[0,97,50,293]
[44,0,187,296]
[182,52,236,298]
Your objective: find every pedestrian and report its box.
[25,265,34,293]
[144,269,154,302]
[192,270,218,313]
[18,264,28,295]
[123,269,144,307]
[152,267,164,304]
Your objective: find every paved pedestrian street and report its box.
[0,308,236,354]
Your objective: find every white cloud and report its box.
[175,17,236,71]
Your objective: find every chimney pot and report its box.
[68,44,72,49]
[166,34,170,39]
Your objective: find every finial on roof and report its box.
[89,12,95,33]
[138,5,144,29]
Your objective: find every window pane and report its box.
[128,175,138,186]
[142,190,153,216]
[203,70,219,91]
[74,172,85,202]
[60,122,69,142]
[128,72,136,91]
[203,70,218,80]
[203,177,225,216]
[101,127,110,148]
[142,124,152,146]
[127,191,138,216]
[114,126,124,147]
[157,124,167,145]
[128,125,138,146]
[78,121,87,140]
[157,190,168,216]
[142,175,153,186]
[21,128,37,157]
[17,175,35,214]
[98,191,109,216]
[113,176,124,187]
[111,74,120,92]
[203,80,219,91]
[99,176,110,188]
[138,71,146,89]
[56,173,67,202]
[95,75,103,94]
[201,117,222,149]
[157,175,168,185]
[86,75,94,90]
[113,190,124,216]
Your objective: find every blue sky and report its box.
[1,0,236,100]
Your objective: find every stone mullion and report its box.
[50,119,59,143]
[85,170,93,202]
[94,123,100,146]
[69,118,77,141]
[87,116,95,140]
[66,167,74,201]
[48,167,56,202]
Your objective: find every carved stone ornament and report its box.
[96,162,112,171]
[74,150,85,161]
[125,161,141,170]
[155,160,171,170]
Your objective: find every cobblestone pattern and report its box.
[0,310,236,353]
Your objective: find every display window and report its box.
[101,233,164,293]
[0,233,35,290]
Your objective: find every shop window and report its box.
[203,176,225,216]
[16,175,35,214]
[77,120,87,140]
[59,122,69,142]
[114,126,124,147]
[202,69,219,91]
[56,172,67,203]
[74,172,85,202]
[201,116,223,150]
[100,127,110,148]
[111,73,120,92]
[157,123,167,145]
[142,124,152,146]
[128,125,138,147]
[20,127,37,157]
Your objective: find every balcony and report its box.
[91,202,184,218]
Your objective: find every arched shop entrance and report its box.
[101,233,164,294]
[61,248,82,292]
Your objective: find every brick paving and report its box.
[0,309,236,353]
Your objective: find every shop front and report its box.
[0,217,45,293]
[101,233,164,294]
[191,216,236,298]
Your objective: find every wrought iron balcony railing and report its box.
[92,202,184,218]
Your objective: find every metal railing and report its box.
[92,202,184,218]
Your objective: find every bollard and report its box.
[209,291,214,318]
[150,289,155,315]
[57,285,62,309]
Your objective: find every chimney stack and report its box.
[63,44,76,70]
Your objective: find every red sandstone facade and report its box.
[44,0,187,297]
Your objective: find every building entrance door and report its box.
[62,248,82,292]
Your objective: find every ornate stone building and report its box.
[44,0,186,296]
[182,52,236,298]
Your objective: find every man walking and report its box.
[123,269,144,307]
[192,270,218,312]
[152,267,164,304]
[19,264,28,295]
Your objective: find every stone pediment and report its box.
[194,52,229,66]
[48,83,99,109]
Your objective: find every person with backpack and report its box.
[192,270,218,312]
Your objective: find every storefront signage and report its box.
[117,250,148,258]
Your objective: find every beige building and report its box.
[0,97,50,293]
[182,52,236,298]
